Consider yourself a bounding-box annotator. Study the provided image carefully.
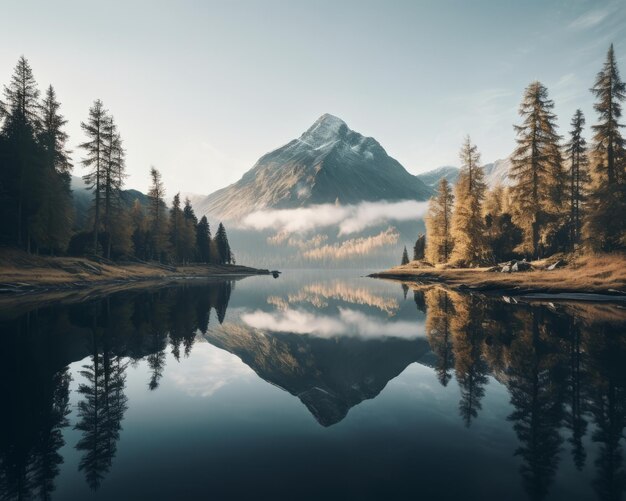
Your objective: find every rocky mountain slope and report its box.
[416,156,513,189]
[415,165,459,187]
[70,176,152,229]
[194,114,432,220]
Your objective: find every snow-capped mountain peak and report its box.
[194,114,431,219]
[300,113,349,147]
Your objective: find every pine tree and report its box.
[214,222,232,264]
[584,44,626,251]
[510,81,564,258]
[196,216,211,263]
[170,193,196,263]
[413,233,425,260]
[101,116,125,258]
[565,110,589,248]
[401,246,409,265]
[425,178,454,264]
[591,44,626,185]
[31,85,73,253]
[183,197,197,225]
[169,193,185,262]
[181,198,198,263]
[147,167,168,261]
[79,100,108,255]
[450,136,488,265]
[1,56,43,249]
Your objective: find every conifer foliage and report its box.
[425,178,454,264]
[214,222,233,264]
[0,56,46,250]
[565,109,589,248]
[510,81,563,258]
[0,56,239,265]
[450,136,488,265]
[79,99,108,254]
[585,44,626,251]
[401,246,409,265]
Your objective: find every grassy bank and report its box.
[0,248,273,293]
[370,253,626,298]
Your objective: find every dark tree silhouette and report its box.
[74,308,128,490]
[401,246,409,265]
[424,288,455,387]
[79,100,108,255]
[565,109,589,249]
[196,216,211,263]
[214,222,232,265]
[413,233,425,261]
[0,56,43,250]
[505,310,566,501]
[585,44,626,251]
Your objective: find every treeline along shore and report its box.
[383,44,626,297]
[0,56,274,288]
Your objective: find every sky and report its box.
[1,0,625,196]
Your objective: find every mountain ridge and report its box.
[416,156,513,189]
[194,114,432,220]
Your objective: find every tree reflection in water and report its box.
[419,285,626,501]
[0,278,624,500]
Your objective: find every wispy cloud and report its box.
[242,200,428,236]
[568,8,611,30]
[241,307,424,339]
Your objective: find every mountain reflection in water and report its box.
[0,272,625,501]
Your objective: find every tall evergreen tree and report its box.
[169,193,188,263]
[79,100,108,254]
[565,109,589,248]
[181,198,198,262]
[450,136,488,265]
[425,178,454,264]
[196,216,211,263]
[183,197,197,225]
[1,56,43,249]
[31,85,73,253]
[101,116,125,258]
[585,44,626,250]
[147,167,168,261]
[510,81,564,258]
[214,222,232,264]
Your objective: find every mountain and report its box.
[195,114,432,220]
[205,325,432,426]
[70,176,152,229]
[415,156,513,191]
[415,165,459,187]
[482,157,513,187]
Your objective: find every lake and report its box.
[1,270,625,501]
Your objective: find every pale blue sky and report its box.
[1,0,625,195]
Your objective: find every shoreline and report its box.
[0,249,275,298]
[369,255,626,302]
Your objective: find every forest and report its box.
[0,57,233,265]
[419,44,626,266]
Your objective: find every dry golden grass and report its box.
[0,247,269,289]
[371,253,626,295]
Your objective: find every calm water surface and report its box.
[1,270,625,501]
